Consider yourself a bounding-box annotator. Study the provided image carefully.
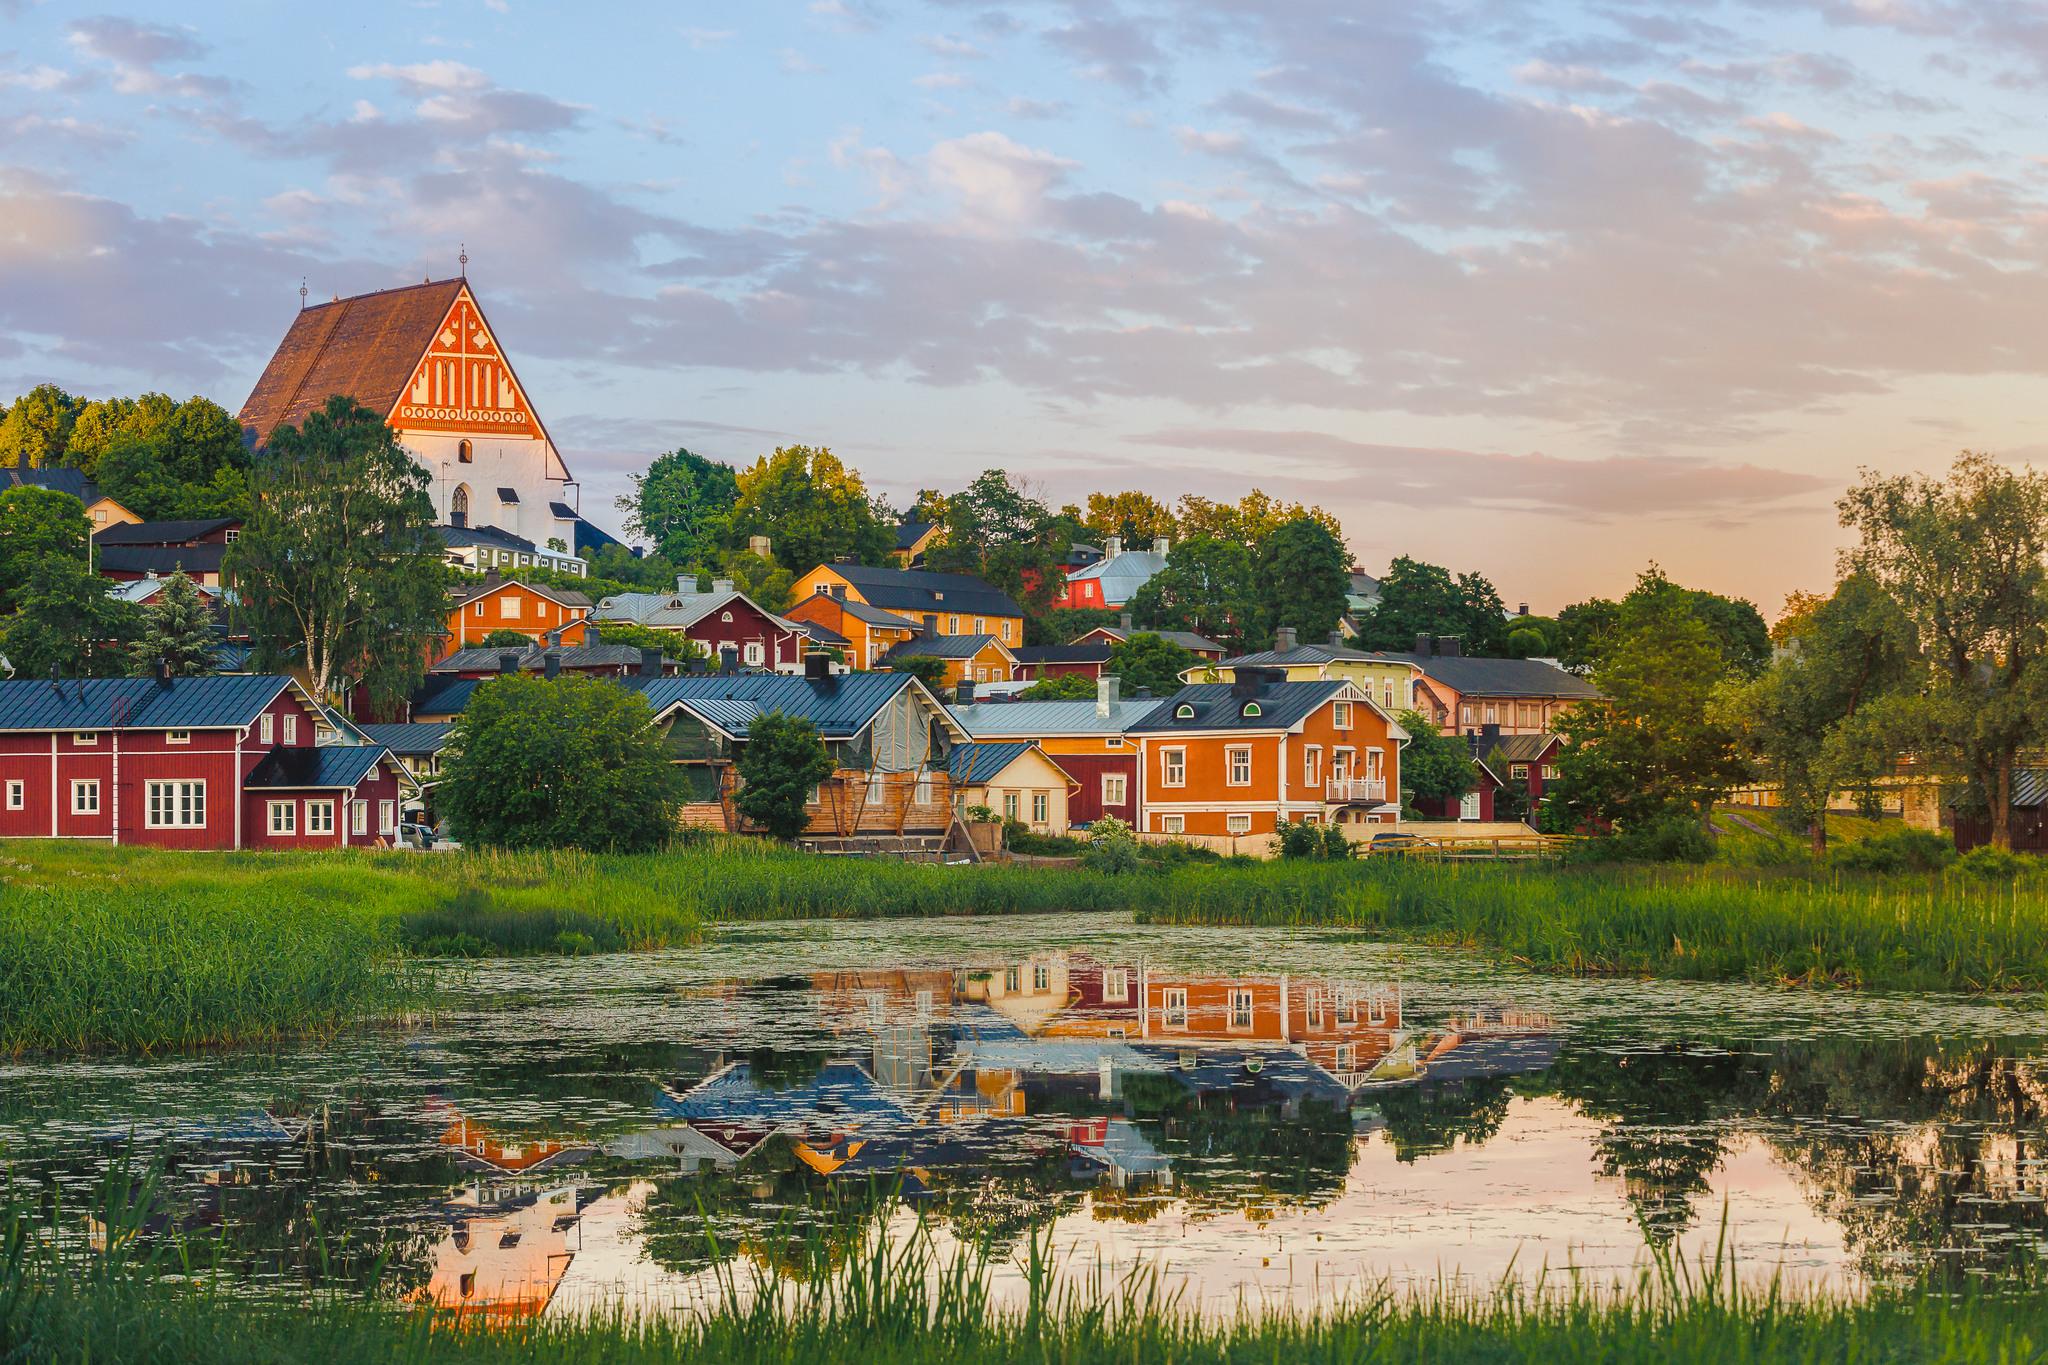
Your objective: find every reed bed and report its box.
[5,1168,2044,1364]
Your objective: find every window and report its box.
[1306,989,1325,1029]
[1226,746,1252,786]
[378,800,396,835]
[1033,964,1050,991]
[1005,967,1021,992]
[1510,763,1529,780]
[70,780,99,815]
[457,439,473,463]
[1304,746,1322,786]
[1104,969,1129,1002]
[351,800,368,836]
[283,715,298,746]
[472,600,484,618]
[1337,993,1358,1025]
[1106,736,1124,748]
[1174,703,1195,719]
[268,801,296,836]
[259,713,274,745]
[1003,792,1019,820]
[1000,620,1012,642]
[1162,749,1185,787]
[1101,774,1127,806]
[224,528,239,544]
[949,615,960,634]
[450,484,469,528]
[1229,988,1254,1030]
[1336,1044,1357,1071]
[1241,701,1262,717]
[1333,701,1352,729]
[1032,792,1048,823]
[1368,993,1389,1025]
[1163,988,1188,1028]
[73,732,98,746]
[1543,765,1560,781]
[1383,682,1395,709]
[1460,704,1475,725]
[1484,704,1499,725]
[744,642,764,665]
[4,781,19,810]
[914,767,932,804]
[145,780,206,829]
[306,801,334,835]
[1227,813,1252,835]
[866,769,885,803]
[166,730,190,745]
[1162,814,1184,834]
[1460,791,1481,820]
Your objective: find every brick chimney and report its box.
[955,678,976,706]
[1275,625,1297,652]
[1438,636,1463,657]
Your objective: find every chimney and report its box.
[543,651,562,681]
[1328,630,1344,648]
[639,647,662,678]
[1413,633,1433,657]
[585,624,600,647]
[1275,625,1297,653]
[154,658,172,687]
[1481,722,1501,740]
[1119,612,1133,632]
[1152,536,1170,557]
[497,651,520,675]
[1096,673,1120,719]
[955,678,976,706]
[711,578,734,595]
[1438,636,1463,657]
[719,646,738,674]
[675,574,691,593]
[1104,535,1123,559]
[922,613,938,633]
[804,654,830,681]
[1517,603,1530,617]
[1133,686,1152,699]
[748,534,772,559]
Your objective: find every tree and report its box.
[1256,516,1350,645]
[0,485,88,610]
[0,384,80,467]
[1546,571,1752,831]
[1356,556,1509,656]
[1175,490,1344,555]
[618,448,739,564]
[1019,672,1097,700]
[1557,570,1770,679]
[734,712,836,840]
[726,445,893,572]
[1107,633,1198,697]
[1838,452,2048,849]
[224,396,451,709]
[478,628,535,649]
[1397,709,1477,809]
[66,392,175,476]
[126,572,216,677]
[887,654,952,690]
[1506,626,1548,658]
[439,674,682,851]
[1715,574,1917,854]
[1126,535,1256,649]
[713,547,795,613]
[2,556,142,678]
[1083,491,1176,545]
[923,470,1067,614]
[587,620,700,660]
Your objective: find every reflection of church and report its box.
[239,274,617,577]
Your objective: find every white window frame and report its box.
[144,780,206,829]
[378,800,396,835]
[1383,682,1395,709]
[1543,765,1560,781]
[70,779,99,815]
[503,595,522,619]
[166,730,190,746]
[1511,763,1529,780]
[1106,736,1124,748]
[306,800,335,835]
[259,713,274,745]
[1163,988,1188,1028]
[1303,745,1322,786]
[3,780,19,810]
[914,767,932,805]
[743,641,764,666]
[1226,813,1252,835]
[73,732,98,746]
[1229,988,1254,1030]
[1306,989,1325,1029]
[268,800,296,836]
[1226,746,1252,787]
[1162,814,1185,834]
[1000,620,1012,642]
[1003,792,1019,821]
[1332,701,1352,729]
[1005,966,1021,992]
[1161,748,1186,788]
[350,799,369,835]
[282,714,298,746]
[1033,963,1050,991]
[1101,773,1127,806]
[1336,1044,1357,1071]
[472,601,484,618]
[1460,791,1481,821]
[1104,968,1129,1002]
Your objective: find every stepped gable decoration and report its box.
[393,293,544,442]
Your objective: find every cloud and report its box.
[64,15,226,97]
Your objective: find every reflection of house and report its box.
[961,955,1074,1035]
[417,1183,595,1320]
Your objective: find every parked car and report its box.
[398,821,462,852]
[1363,831,1421,856]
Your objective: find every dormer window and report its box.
[1241,701,1262,717]
[1174,703,1195,719]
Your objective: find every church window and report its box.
[451,485,470,529]
[458,440,474,464]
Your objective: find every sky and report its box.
[5,1,2048,613]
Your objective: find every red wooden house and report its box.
[0,673,404,850]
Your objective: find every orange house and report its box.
[791,563,1026,656]
[1129,670,1406,839]
[785,589,921,668]
[445,577,592,650]
[880,634,1019,688]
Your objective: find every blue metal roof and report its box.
[1127,680,1346,733]
[949,697,1157,738]
[0,675,291,732]
[655,1062,905,1126]
[947,740,1037,784]
[358,722,454,755]
[628,671,930,740]
[410,677,482,717]
[244,744,392,790]
[882,633,1006,662]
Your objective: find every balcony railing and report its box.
[1327,777,1387,803]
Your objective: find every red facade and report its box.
[1047,752,1139,824]
[678,596,803,671]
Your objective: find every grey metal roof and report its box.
[628,671,937,740]
[948,740,1038,784]
[92,518,238,545]
[882,633,1008,662]
[1222,643,1392,669]
[894,519,935,551]
[1127,680,1347,733]
[438,523,534,552]
[0,467,99,503]
[1061,549,1166,606]
[0,675,291,732]
[1087,626,1225,655]
[97,545,225,576]
[828,564,1023,619]
[2010,770,2048,807]
[1469,732,1561,765]
[787,617,848,646]
[1382,653,1601,699]
[245,744,391,790]
[110,578,224,604]
[1011,644,1112,664]
[573,516,628,558]
[358,722,454,755]
[431,644,669,673]
[819,597,923,630]
[948,698,1157,737]
[410,677,482,717]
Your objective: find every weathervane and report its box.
[459,243,468,278]
[299,277,308,311]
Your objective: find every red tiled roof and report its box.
[237,279,467,447]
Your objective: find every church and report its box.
[238,276,612,577]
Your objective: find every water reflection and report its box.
[5,941,2047,1318]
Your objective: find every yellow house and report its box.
[950,741,1078,835]
[792,562,1025,657]
[1192,628,1426,717]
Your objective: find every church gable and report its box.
[392,291,545,443]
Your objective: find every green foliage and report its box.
[734,713,837,841]
[126,572,216,676]
[619,447,739,564]
[1174,489,1346,556]
[1019,671,1096,700]
[92,397,251,520]
[224,396,449,707]
[1506,626,1548,657]
[1950,845,2026,881]
[922,469,1066,614]
[712,547,796,613]
[440,675,683,852]
[1275,820,1354,860]
[1570,814,1716,864]
[1106,632,1198,697]
[1082,815,1142,873]
[3,556,142,678]
[1355,555,1510,655]
[1127,535,1256,650]
[887,653,952,689]
[0,383,79,467]
[1026,606,1119,647]
[1082,490,1177,543]
[585,543,679,591]
[1396,708,1476,804]
[476,628,534,648]
[727,445,893,572]
[1829,828,1957,874]
[0,485,88,610]
[1255,516,1350,645]
[1558,569,1770,679]
[590,620,699,659]
[63,392,175,476]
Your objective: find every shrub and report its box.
[1277,821,1325,860]
[1570,813,1715,864]
[1830,829,1957,875]
[734,713,836,841]
[1322,825,1353,860]
[1949,845,2027,882]
[1083,816,1143,874]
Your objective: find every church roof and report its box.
[238,279,467,447]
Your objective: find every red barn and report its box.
[0,673,404,850]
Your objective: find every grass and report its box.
[1137,857,2048,993]
[1708,806,1897,866]
[5,1168,2045,1364]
